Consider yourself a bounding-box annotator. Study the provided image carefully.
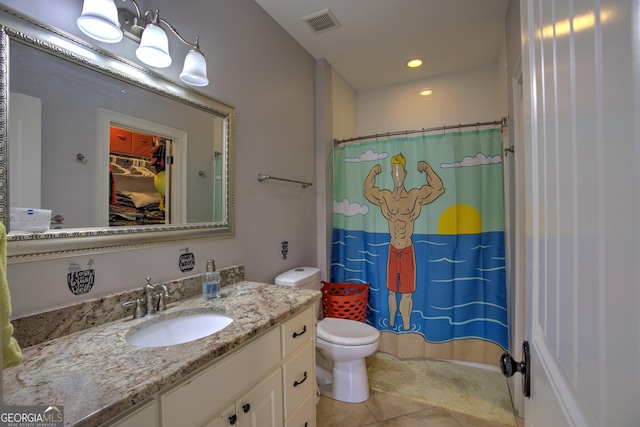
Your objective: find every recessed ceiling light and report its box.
[420,89,433,96]
[406,58,423,68]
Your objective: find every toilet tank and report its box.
[275,267,321,291]
[275,267,322,318]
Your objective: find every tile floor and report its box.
[316,389,526,427]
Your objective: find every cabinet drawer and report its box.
[281,307,314,358]
[160,328,280,427]
[285,393,314,427]
[282,342,314,419]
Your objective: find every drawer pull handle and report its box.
[243,403,251,413]
[292,325,307,338]
[293,371,308,387]
[228,414,237,425]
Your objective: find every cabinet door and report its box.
[238,369,283,427]
[203,404,236,427]
[161,329,280,427]
[101,400,157,427]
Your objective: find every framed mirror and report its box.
[0,6,235,262]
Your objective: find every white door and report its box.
[521,0,640,426]
[505,63,527,418]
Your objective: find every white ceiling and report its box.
[253,0,510,91]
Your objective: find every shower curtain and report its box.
[331,128,508,365]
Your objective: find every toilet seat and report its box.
[317,317,380,346]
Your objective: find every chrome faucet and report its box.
[144,278,156,315]
[123,277,171,319]
[144,277,170,315]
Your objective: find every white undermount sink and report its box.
[126,312,233,348]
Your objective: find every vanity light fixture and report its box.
[77,0,209,86]
[406,58,424,68]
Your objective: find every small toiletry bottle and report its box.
[203,259,221,300]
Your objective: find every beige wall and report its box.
[331,69,358,142]
[356,65,499,136]
[3,0,317,317]
[314,64,357,281]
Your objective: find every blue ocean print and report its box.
[330,228,508,350]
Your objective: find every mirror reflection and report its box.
[109,125,172,227]
[9,40,225,230]
[1,5,235,261]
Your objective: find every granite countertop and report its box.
[2,281,320,427]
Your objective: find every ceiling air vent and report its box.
[302,9,341,34]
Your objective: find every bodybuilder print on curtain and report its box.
[331,128,508,364]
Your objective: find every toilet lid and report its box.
[317,317,380,346]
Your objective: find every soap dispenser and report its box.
[203,259,221,300]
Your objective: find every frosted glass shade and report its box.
[136,23,172,68]
[180,49,209,87]
[76,0,122,43]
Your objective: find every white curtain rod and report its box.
[333,117,508,146]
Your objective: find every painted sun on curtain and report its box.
[331,128,508,365]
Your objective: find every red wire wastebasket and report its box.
[321,281,369,322]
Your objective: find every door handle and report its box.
[500,340,530,397]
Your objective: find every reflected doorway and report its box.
[109,125,174,226]
[97,109,188,227]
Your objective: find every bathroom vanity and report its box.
[2,281,320,427]
[109,307,316,427]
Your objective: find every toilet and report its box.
[275,267,380,403]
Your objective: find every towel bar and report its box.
[257,174,312,188]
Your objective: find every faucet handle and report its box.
[122,298,144,319]
[156,292,167,312]
[155,284,171,312]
